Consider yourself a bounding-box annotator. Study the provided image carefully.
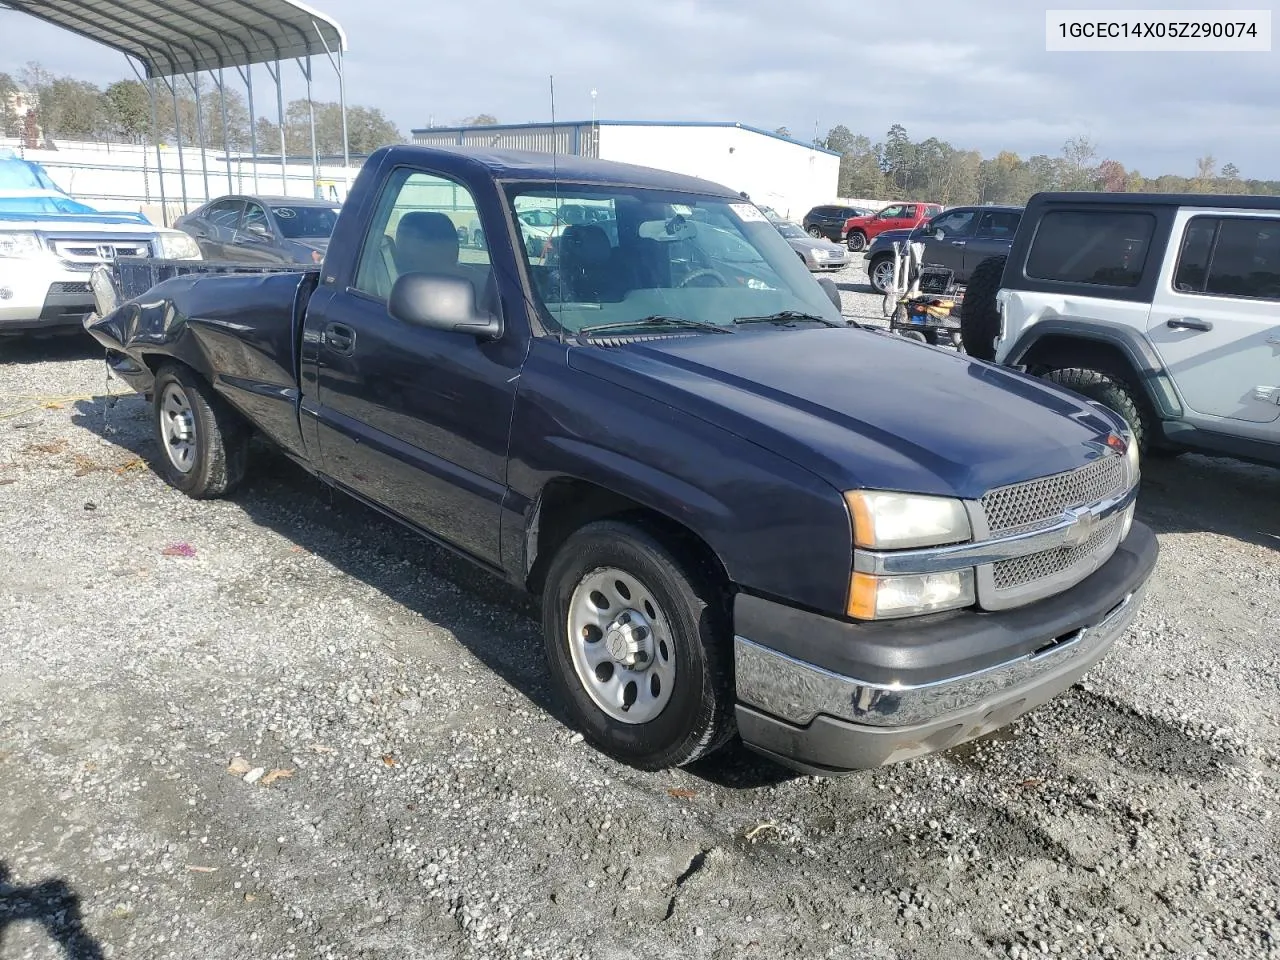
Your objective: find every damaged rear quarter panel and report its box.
[88,270,318,460]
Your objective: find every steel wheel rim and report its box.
[807,226,822,238]
[567,566,676,725]
[159,383,197,474]
[872,260,895,291]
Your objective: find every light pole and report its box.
[590,89,598,156]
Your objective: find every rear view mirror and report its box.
[816,275,842,312]
[388,272,502,340]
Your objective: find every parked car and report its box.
[0,150,200,336]
[774,220,850,271]
[863,205,1023,293]
[174,195,340,264]
[802,204,872,241]
[85,145,1156,776]
[844,202,943,252]
[961,191,1280,465]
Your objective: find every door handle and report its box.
[324,322,356,354]
[950,240,966,246]
[1167,317,1212,332]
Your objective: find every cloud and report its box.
[2,0,1276,177]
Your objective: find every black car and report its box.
[802,204,872,242]
[174,195,341,265]
[863,205,1023,293]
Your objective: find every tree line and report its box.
[817,123,1278,202]
[0,62,402,156]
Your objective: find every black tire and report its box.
[868,254,895,293]
[959,255,1007,361]
[846,230,867,252]
[1041,367,1164,455]
[152,362,249,499]
[540,519,736,771]
[806,225,823,239]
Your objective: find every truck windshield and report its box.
[271,205,340,239]
[506,184,844,335]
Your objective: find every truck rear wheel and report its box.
[540,519,735,771]
[152,363,249,499]
[959,255,1006,361]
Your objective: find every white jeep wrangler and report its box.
[960,192,1280,466]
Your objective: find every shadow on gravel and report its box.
[69,396,803,789]
[1136,454,1280,552]
[0,333,100,366]
[0,863,105,959]
[835,280,875,294]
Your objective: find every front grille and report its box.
[992,513,1120,589]
[49,239,151,264]
[981,454,1125,534]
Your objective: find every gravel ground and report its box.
[1,259,1278,960]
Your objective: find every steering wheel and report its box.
[676,268,729,289]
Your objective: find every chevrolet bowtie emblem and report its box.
[1062,506,1099,548]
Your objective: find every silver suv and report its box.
[960,192,1280,466]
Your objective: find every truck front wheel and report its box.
[152,363,249,499]
[846,230,867,252]
[540,519,735,770]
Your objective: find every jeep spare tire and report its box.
[959,255,1006,361]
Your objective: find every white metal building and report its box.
[410,121,841,222]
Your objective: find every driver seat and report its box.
[558,224,626,302]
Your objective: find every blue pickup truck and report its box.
[85,145,1156,776]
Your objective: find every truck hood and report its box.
[0,213,158,231]
[567,327,1122,500]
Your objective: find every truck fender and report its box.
[1001,317,1184,421]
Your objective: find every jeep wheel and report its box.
[540,519,735,771]
[152,362,249,498]
[807,225,824,239]
[846,231,867,252]
[959,255,1006,361]
[869,255,895,294]
[1042,367,1164,455]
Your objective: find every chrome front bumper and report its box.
[732,520,1158,774]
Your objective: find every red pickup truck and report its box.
[844,202,943,252]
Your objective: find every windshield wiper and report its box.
[732,310,841,327]
[577,315,735,337]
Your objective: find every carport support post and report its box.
[216,68,233,193]
[264,60,288,194]
[315,23,350,191]
[237,64,260,194]
[191,73,211,204]
[298,55,318,198]
[166,76,190,215]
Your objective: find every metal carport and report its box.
[2,0,350,222]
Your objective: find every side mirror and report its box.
[245,222,271,239]
[934,229,945,241]
[816,275,842,312]
[388,272,502,340]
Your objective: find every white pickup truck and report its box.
[0,150,201,336]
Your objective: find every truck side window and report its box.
[1026,210,1155,288]
[353,168,491,302]
[977,211,1020,238]
[1199,217,1280,300]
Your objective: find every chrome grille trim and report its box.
[982,454,1125,534]
[47,238,153,264]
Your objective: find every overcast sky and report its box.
[2,0,1277,178]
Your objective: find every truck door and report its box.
[1148,210,1280,425]
[963,209,1021,280]
[302,164,529,565]
[920,207,977,274]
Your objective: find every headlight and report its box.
[0,230,43,259]
[844,491,972,550]
[849,569,976,620]
[156,231,202,260]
